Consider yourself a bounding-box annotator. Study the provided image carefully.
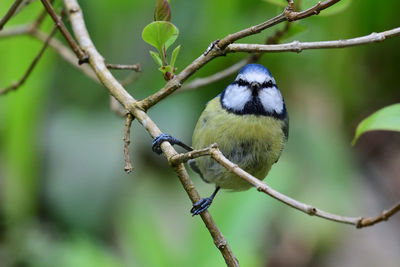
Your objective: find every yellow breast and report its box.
[192,96,287,191]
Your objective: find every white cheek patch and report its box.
[222,84,251,111]
[258,88,283,113]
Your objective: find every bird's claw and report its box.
[152,133,173,155]
[152,133,193,155]
[191,197,213,216]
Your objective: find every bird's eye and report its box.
[262,80,274,88]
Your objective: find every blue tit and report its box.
[152,63,288,216]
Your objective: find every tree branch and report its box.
[179,23,291,92]
[226,27,400,53]
[13,0,37,17]
[0,0,24,31]
[31,29,98,81]
[357,203,400,228]
[0,23,32,38]
[137,0,341,111]
[284,0,341,21]
[32,0,53,29]
[123,113,134,173]
[40,0,88,64]
[171,146,400,229]
[62,0,239,265]
[0,26,57,95]
[1,0,391,264]
[106,63,141,72]
[178,58,252,91]
[217,0,341,49]
[110,96,128,117]
[0,1,52,38]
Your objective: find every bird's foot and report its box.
[152,134,192,155]
[191,197,213,216]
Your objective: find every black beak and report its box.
[250,82,260,90]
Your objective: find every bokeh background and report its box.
[1,0,400,266]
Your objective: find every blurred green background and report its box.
[1,0,400,266]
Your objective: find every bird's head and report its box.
[220,63,286,118]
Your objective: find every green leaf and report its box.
[149,51,163,67]
[142,21,179,53]
[170,45,181,67]
[154,0,171,21]
[352,104,400,145]
[263,0,286,7]
[164,25,179,51]
[158,65,173,75]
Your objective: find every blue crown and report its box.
[238,63,272,76]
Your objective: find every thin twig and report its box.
[0,24,32,38]
[120,71,141,87]
[14,0,395,264]
[169,144,217,165]
[0,26,57,95]
[0,0,24,31]
[179,23,291,92]
[40,0,88,64]
[13,0,37,16]
[31,29,98,81]
[109,73,141,117]
[0,0,53,37]
[170,146,400,229]
[178,58,252,92]
[284,0,341,21]
[0,24,98,83]
[106,63,141,72]
[357,203,400,228]
[217,0,341,49]
[137,0,341,111]
[32,0,54,29]
[110,96,128,117]
[62,1,239,265]
[123,113,134,173]
[226,27,400,53]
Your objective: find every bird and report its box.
[152,63,288,216]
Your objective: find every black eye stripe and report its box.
[232,79,249,87]
[232,79,276,88]
[261,80,275,88]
